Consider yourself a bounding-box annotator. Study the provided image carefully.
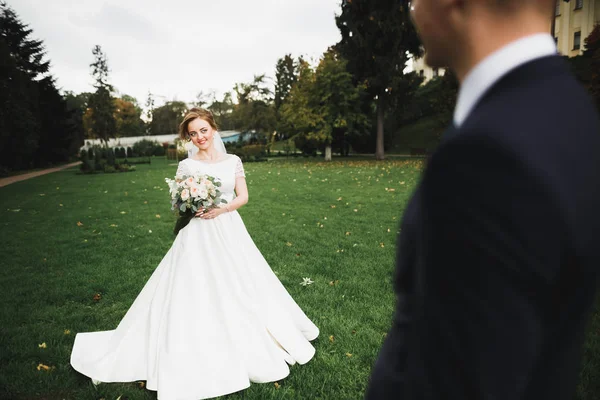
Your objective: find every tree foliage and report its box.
[336,0,421,159]
[280,49,368,160]
[208,92,235,131]
[0,2,81,171]
[274,54,298,111]
[584,24,600,112]
[87,45,116,144]
[232,74,276,139]
[114,97,144,137]
[148,101,187,136]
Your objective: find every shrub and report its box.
[117,164,136,172]
[293,135,319,157]
[80,149,87,160]
[133,139,162,157]
[230,144,267,162]
[95,159,107,171]
[106,148,116,166]
[80,158,95,173]
[126,147,133,158]
[104,165,117,173]
[93,147,100,161]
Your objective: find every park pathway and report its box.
[0,161,81,188]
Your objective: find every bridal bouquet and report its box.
[165,174,228,234]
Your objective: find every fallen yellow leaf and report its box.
[345,232,351,236]
[76,221,83,227]
[329,335,335,343]
[93,293,102,302]
[380,243,385,248]
[137,381,145,388]
[36,363,51,371]
[64,329,71,335]
[274,382,280,389]
[38,342,47,349]
[155,214,161,219]
[286,242,292,246]
[346,353,353,357]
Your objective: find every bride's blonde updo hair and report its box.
[178,108,219,141]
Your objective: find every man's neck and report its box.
[452,16,551,83]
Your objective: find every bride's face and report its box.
[188,118,215,151]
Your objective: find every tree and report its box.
[336,0,421,160]
[584,24,600,112]
[34,77,83,165]
[232,74,276,141]
[0,2,79,171]
[313,49,368,160]
[194,90,214,109]
[148,101,187,135]
[114,97,144,137]
[64,91,90,149]
[208,92,235,130]
[274,54,298,111]
[280,60,322,154]
[87,45,116,144]
[280,50,368,160]
[121,94,143,115]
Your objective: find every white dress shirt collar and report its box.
[453,33,557,127]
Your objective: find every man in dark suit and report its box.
[366,0,600,398]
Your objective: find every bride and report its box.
[70,108,319,400]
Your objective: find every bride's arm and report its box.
[224,177,249,212]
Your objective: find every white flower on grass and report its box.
[300,277,314,286]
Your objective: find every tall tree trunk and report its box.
[324,144,332,161]
[375,95,385,160]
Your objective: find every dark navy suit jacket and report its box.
[366,55,600,399]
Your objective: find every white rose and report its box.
[181,189,190,201]
[199,188,208,199]
[190,186,200,198]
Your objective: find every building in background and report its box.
[554,0,599,57]
[406,56,445,84]
[406,0,599,84]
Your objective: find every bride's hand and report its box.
[197,207,225,220]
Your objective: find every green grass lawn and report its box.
[0,157,599,399]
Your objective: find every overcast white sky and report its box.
[12,0,342,107]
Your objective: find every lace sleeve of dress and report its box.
[235,156,246,178]
[176,161,188,178]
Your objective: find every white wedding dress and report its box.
[70,154,319,400]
